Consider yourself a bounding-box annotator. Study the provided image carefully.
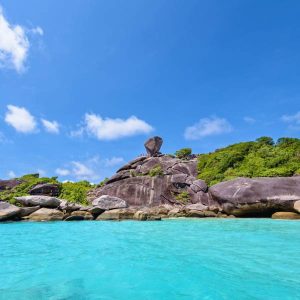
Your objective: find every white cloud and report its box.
[71,161,98,180]
[5,104,37,133]
[243,116,256,124]
[74,113,153,140]
[8,170,16,178]
[281,112,300,130]
[37,169,46,177]
[31,26,43,36]
[104,156,125,167]
[0,6,43,72]
[55,168,70,176]
[41,119,60,134]
[184,117,232,140]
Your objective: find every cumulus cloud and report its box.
[104,156,125,167]
[71,161,98,180]
[5,105,37,133]
[184,117,232,140]
[281,112,300,130]
[72,113,153,140]
[41,119,60,134]
[0,6,42,72]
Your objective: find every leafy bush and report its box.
[175,191,190,204]
[59,181,94,205]
[197,137,300,185]
[148,165,164,177]
[175,148,192,159]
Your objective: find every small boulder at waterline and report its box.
[96,208,136,220]
[0,202,20,221]
[15,196,61,208]
[271,212,300,220]
[92,195,127,210]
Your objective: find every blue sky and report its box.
[0,0,300,182]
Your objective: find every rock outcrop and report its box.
[0,179,22,191]
[29,183,60,197]
[271,212,300,220]
[210,177,300,216]
[92,195,127,210]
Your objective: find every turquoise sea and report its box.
[1,219,300,300]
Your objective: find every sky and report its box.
[0,0,300,182]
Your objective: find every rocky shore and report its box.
[1,136,300,222]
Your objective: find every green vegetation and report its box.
[175,148,192,159]
[0,174,95,205]
[59,181,93,205]
[0,174,60,204]
[197,137,300,186]
[175,191,190,204]
[148,165,164,177]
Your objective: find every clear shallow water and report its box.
[1,219,300,300]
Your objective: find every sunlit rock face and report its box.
[88,155,214,208]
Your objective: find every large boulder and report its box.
[0,202,21,221]
[29,183,60,197]
[15,196,61,208]
[59,200,83,212]
[271,212,300,220]
[144,136,163,157]
[210,177,300,216]
[92,195,127,210]
[27,208,64,221]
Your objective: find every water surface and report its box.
[1,219,300,300]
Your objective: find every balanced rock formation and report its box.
[144,136,163,157]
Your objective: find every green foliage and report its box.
[0,174,61,204]
[197,137,300,186]
[175,191,190,204]
[59,181,94,205]
[148,165,164,177]
[175,148,192,159]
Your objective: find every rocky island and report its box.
[1,136,300,222]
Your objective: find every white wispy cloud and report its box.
[72,113,153,140]
[7,170,16,178]
[281,111,300,130]
[5,104,37,133]
[0,6,43,72]
[41,119,60,134]
[71,161,98,180]
[184,117,232,140]
[55,168,70,176]
[104,156,125,167]
[243,116,256,124]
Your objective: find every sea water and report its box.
[1,219,300,300]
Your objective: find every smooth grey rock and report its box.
[272,212,300,220]
[185,203,208,211]
[92,195,127,210]
[96,208,136,220]
[294,200,300,213]
[0,202,21,221]
[59,200,83,212]
[0,179,22,191]
[15,196,61,208]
